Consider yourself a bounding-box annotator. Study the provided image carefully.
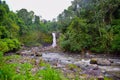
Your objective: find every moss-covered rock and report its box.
[90,58,97,64]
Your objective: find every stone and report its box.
[109,59,114,63]
[111,62,120,66]
[35,59,40,66]
[67,73,75,79]
[97,59,111,66]
[35,52,42,57]
[90,58,97,64]
[31,67,38,74]
[93,65,99,70]
[97,75,104,80]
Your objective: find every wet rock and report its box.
[109,59,114,63]
[84,69,101,76]
[35,52,42,57]
[97,75,104,80]
[99,66,120,72]
[74,59,90,70]
[111,62,120,66]
[101,70,106,75]
[35,59,40,66]
[60,60,73,65]
[90,58,97,64]
[92,65,99,70]
[74,61,82,68]
[82,64,102,76]
[56,64,64,68]
[97,59,111,66]
[109,71,120,80]
[50,61,58,66]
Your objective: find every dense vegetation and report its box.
[0,1,21,52]
[0,0,57,53]
[0,51,67,80]
[2,0,120,54]
[57,0,120,54]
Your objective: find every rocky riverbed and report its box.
[42,52,120,80]
[12,47,120,80]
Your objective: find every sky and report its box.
[5,0,73,21]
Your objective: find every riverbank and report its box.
[4,47,120,80]
[3,46,120,80]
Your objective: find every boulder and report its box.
[90,58,97,64]
[90,58,111,66]
[35,52,42,57]
[111,62,120,66]
[97,59,111,66]
[97,75,104,80]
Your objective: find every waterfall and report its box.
[52,33,57,48]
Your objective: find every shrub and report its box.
[0,40,9,52]
[0,51,3,61]
[36,67,67,80]
[0,38,21,53]
[4,39,16,50]
[12,39,21,50]
[19,31,52,47]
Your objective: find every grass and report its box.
[0,52,67,80]
[104,77,113,80]
[36,67,67,80]
[38,59,67,80]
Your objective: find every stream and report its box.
[17,49,120,80]
[41,52,120,80]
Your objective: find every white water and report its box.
[52,33,57,48]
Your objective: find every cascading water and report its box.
[52,33,57,48]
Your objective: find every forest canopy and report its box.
[57,0,120,53]
[0,0,53,53]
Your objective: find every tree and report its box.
[58,0,120,53]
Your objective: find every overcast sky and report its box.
[5,0,73,20]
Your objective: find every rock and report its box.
[92,65,99,70]
[35,52,42,57]
[97,59,111,66]
[35,59,40,66]
[30,53,35,56]
[74,61,87,69]
[56,64,64,68]
[110,71,120,79]
[101,70,106,75]
[40,67,46,70]
[74,62,82,68]
[85,52,90,58]
[109,59,114,63]
[84,68,102,76]
[31,67,38,74]
[90,58,97,64]
[97,75,104,80]
[67,73,75,79]
[111,62,120,66]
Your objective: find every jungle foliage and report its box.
[58,0,120,53]
[0,1,54,53]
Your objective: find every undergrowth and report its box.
[0,52,67,80]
